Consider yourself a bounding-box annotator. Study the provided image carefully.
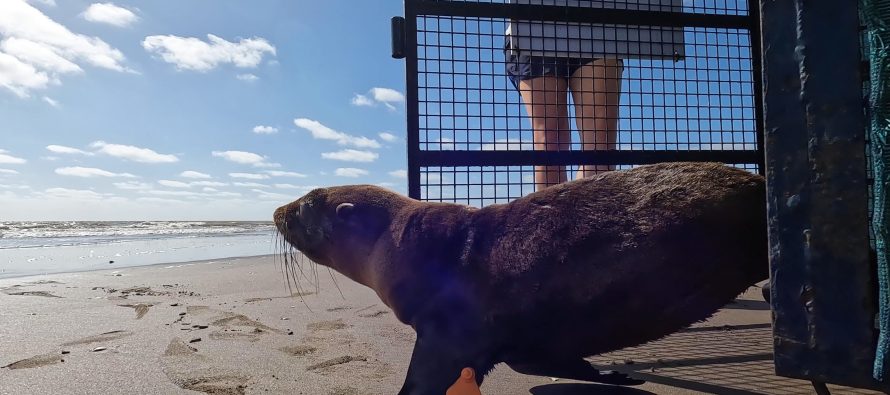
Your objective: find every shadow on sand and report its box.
[530,383,657,395]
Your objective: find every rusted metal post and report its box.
[761,0,885,390]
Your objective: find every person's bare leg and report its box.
[570,59,623,178]
[518,76,570,190]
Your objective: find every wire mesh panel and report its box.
[401,0,763,203]
[421,163,759,206]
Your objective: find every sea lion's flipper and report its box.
[398,334,491,395]
[398,292,493,395]
[507,359,645,386]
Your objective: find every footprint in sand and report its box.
[358,310,389,318]
[279,344,317,357]
[167,372,249,395]
[242,297,272,303]
[5,329,131,371]
[179,306,284,342]
[211,314,282,333]
[306,355,368,371]
[164,338,199,357]
[307,319,348,332]
[61,330,132,346]
[207,331,264,342]
[118,303,154,319]
[243,291,315,304]
[2,353,65,370]
[1,285,61,298]
[296,319,393,380]
[328,386,363,395]
[162,336,248,394]
[4,290,61,298]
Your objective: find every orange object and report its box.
[446,367,482,395]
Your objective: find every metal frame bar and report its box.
[417,149,760,167]
[413,1,753,29]
[405,1,422,199]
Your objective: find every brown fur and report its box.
[274,162,768,394]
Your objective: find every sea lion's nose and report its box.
[273,205,294,235]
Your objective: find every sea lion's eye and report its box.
[336,203,355,219]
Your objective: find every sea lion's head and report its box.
[273,185,408,285]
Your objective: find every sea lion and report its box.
[273,162,768,395]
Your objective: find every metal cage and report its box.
[394,0,763,206]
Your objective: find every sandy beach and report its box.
[0,256,880,395]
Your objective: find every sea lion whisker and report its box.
[288,248,304,294]
[294,249,312,285]
[327,267,345,300]
[313,254,320,294]
[291,248,312,309]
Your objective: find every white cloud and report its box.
[190,180,227,187]
[180,170,211,179]
[113,181,151,190]
[232,182,268,188]
[481,139,533,151]
[351,93,374,107]
[264,170,307,178]
[389,169,407,179]
[0,51,51,97]
[55,166,135,178]
[293,118,380,149]
[379,132,398,142]
[142,34,276,72]
[236,73,258,82]
[158,180,190,188]
[0,149,27,164]
[274,184,317,192]
[142,189,242,199]
[29,0,56,6]
[81,3,139,27]
[46,144,91,155]
[371,87,405,103]
[2,37,82,75]
[0,0,130,97]
[0,169,19,175]
[91,141,178,163]
[433,137,455,151]
[211,150,278,168]
[136,197,184,204]
[229,172,269,180]
[202,187,218,192]
[335,168,368,178]
[351,87,405,110]
[252,125,277,134]
[42,95,58,107]
[321,149,378,162]
[252,189,292,201]
[147,190,200,197]
[44,187,107,200]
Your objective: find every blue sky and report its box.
[0,0,408,220]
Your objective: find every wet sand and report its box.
[0,256,879,394]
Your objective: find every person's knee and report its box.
[531,118,565,133]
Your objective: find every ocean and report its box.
[0,221,278,279]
